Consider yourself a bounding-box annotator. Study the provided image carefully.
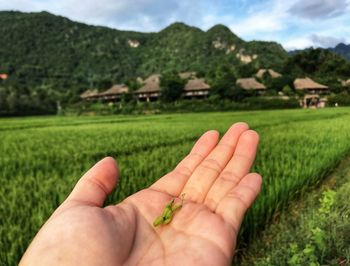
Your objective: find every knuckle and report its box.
[174,165,192,177]
[217,142,234,150]
[200,158,222,173]
[226,190,249,209]
[84,177,108,195]
[219,170,241,185]
[234,152,250,160]
[190,152,205,160]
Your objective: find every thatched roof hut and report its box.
[183,78,211,98]
[256,69,282,79]
[136,74,161,93]
[99,84,129,96]
[236,78,266,90]
[80,89,99,100]
[184,78,210,91]
[134,74,161,101]
[294,78,329,93]
[341,79,350,87]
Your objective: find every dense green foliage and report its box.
[1,108,350,265]
[328,91,350,106]
[0,11,287,89]
[1,11,350,115]
[239,157,350,265]
[284,48,350,80]
[0,11,289,114]
[160,72,186,102]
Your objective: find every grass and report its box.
[238,156,350,265]
[1,108,350,265]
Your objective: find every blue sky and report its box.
[1,0,350,50]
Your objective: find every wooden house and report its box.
[236,78,266,93]
[294,77,329,94]
[340,79,350,87]
[134,74,161,102]
[183,78,211,98]
[80,89,99,101]
[99,84,129,101]
[301,94,327,108]
[294,78,329,108]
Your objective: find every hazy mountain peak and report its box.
[332,43,350,61]
[335,42,349,49]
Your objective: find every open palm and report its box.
[20,123,261,266]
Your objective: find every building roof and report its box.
[184,78,210,91]
[294,77,328,90]
[80,89,99,99]
[341,79,350,87]
[136,74,161,93]
[99,84,129,96]
[179,72,197,79]
[256,69,282,79]
[236,78,266,90]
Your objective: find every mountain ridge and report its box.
[0,10,288,90]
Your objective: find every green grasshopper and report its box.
[153,194,185,227]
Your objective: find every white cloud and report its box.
[1,0,350,50]
[288,0,350,19]
[229,13,285,37]
[283,37,314,50]
[225,0,298,41]
[311,34,346,48]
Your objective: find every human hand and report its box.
[20,123,261,266]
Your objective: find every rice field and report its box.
[1,108,350,265]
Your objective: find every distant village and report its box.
[80,69,336,108]
[1,67,348,109]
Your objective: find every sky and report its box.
[1,0,350,50]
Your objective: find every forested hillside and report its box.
[1,11,350,115]
[0,12,286,94]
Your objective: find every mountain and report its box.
[0,11,288,93]
[289,43,350,62]
[331,43,350,61]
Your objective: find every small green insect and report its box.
[153,194,185,227]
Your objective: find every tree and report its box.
[282,85,293,96]
[210,65,240,100]
[268,76,294,92]
[230,85,249,101]
[160,72,186,102]
[235,63,256,78]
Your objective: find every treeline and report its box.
[2,47,350,115]
[0,85,57,116]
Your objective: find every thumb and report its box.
[67,157,119,207]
